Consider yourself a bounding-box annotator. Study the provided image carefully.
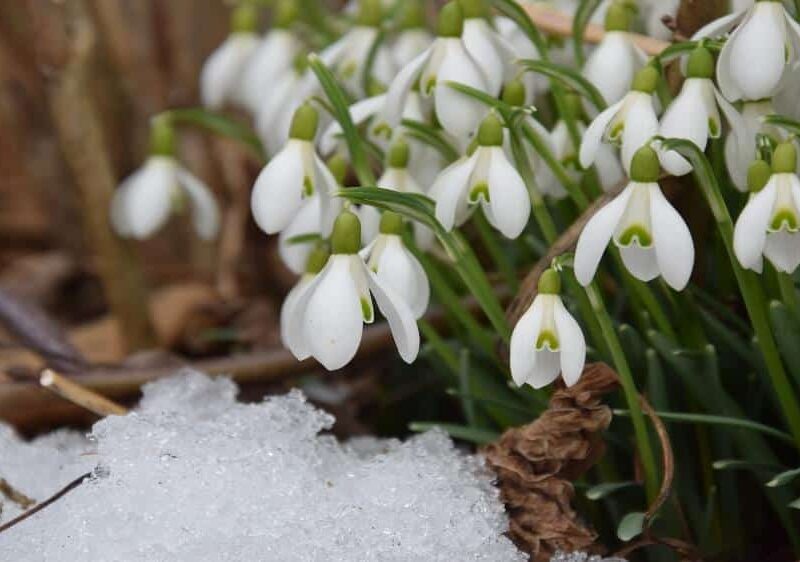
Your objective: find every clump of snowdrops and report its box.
[111,0,800,558]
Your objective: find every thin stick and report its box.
[523,3,671,56]
[0,472,90,535]
[40,369,128,417]
[0,479,35,510]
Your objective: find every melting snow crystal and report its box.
[0,370,523,561]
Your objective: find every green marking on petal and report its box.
[361,296,374,323]
[468,182,490,204]
[372,122,393,140]
[340,61,357,79]
[618,224,653,247]
[303,176,314,197]
[536,330,559,351]
[609,121,624,142]
[708,118,720,138]
[424,76,437,95]
[770,209,800,232]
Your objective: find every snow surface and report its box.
[0,370,525,562]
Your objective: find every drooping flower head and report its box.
[111,117,220,241]
[575,146,695,290]
[251,103,341,235]
[734,143,800,274]
[284,210,420,370]
[510,268,586,389]
[430,112,531,238]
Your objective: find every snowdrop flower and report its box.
[579,65,660,175]
[285,210,420,370]
[575,146,695,290]
[318,0,395,97]
[695,0,800,101]
[383,1,490,139]
[361,212,430,318]
[200,4,260,110]
[281,244,331,358]
[583,2,647,108]
[659,46,746,177]
[111,118,219,241]
[510,269,586,389]
[430,113,531,238]
[392,1,435,69]
[251,103,340,235]
[495,16,546,101]
[240,0,303,115]
[734,144,800,273]
[458,0,514,96]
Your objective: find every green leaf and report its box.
[443,81,515,115]
[361,29,387,96]
[519,59,607,112]
[712,459,783,473]
[338,187,511,342]
[769,301,800,388]
[164,108,266,161]
[763,114,800,138]
[767,467,800,488]
[458,349,477,428]
[489,0,548,55]
[585,481,639,501]
[572,0,603,68]
[790,497,800,510]
[400,119,460,163]
[409,422,499,444]
[617,511,646,542]
[307,54,376,186]
[285,233,322,245]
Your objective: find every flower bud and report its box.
[631,66,660,94]
[305,243,331,274]
[231,3,258,33]
[149,115,176,157]
[437,2,464,38]
[379,211,405,235]
[630,146,660,183]
[357,0,383,27]
[388,138,410,168]
[538,268,561,295]
[327,154,349,186]
[289,103,320,141]
[747,159,772,193]
[457,0,488,19]
[275,0,299,29]
[686,46,715,79]
[772,142,797,174]
[332,210,362,254]
[563,92,584,122]
[501,79,526,107]
[399,0,426,29]
[477,113,504,147]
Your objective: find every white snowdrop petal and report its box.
[313,154,344,237]
[595,144,626,192]
[121,158,177,240]
[733,178,778,271]
[240,31,301,114]
[408,247,431,319]
[383,47,433,128]
[462,19,504,95]
[251,142,306,235]
[431,157,477,231]
[553,299,586,387]
[620,95,659,174]
[715,9,753,101]
[584,32,641,106]
[176,166,220,240]
[200,34,259,110]
[281,275,316,360]
[435,40,489,138]
[574,185,635,286]
[619,245,660,282]
[303,256,364,370]
[528,350,562,389]
[579,100,624,169]
[650,185,695,290]
[727,3,786,101]
[658,80,711,176]
[691,10,746,41]
[393,29,435,68]
[320,95,387,155]
[374,237,422,314]
[486,147,531,239]
[714,88,749,177]
[764,231,800,273]
[358,205,382,246]
[509,298,545,387]
[110,183,133,237]
[279,197,322,275]
[365,265,420,364]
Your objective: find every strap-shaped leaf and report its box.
[572,0,603,68]
[519,59,607,111]
[164,108,266,161]
[400,119,460,163]
[489,0,548,55]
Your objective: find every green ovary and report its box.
[708,118,719,137]
[536,330,559,351]
[618,224,653,247]
[361,297,374,323]
[770,208,800,232]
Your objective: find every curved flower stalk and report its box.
[240,0,304,115]
[734,144,800,274]
[382,1,490,140]
[391,1,435,69]
[509,269,586,389]
[111,119,219,241]
[694,0,800,102]
[284,210,420,370]
[361,140,436,250]
[659,46,746,177]
[575,146,695,290]
[430,113,531,239]
[252,103,341,235]
[583,2,647,108]
[360,212,430,318]
[318,0,395,97]
[458,0,516,96]
[200,4,260,110]
[580,65,660,175]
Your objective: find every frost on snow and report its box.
[0,370,524,562]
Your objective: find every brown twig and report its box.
[0,472,90,535]
[0,479,35,510]
[522,3,671,56]
[40,369,128,417]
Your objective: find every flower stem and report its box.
[778,272,800,322]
